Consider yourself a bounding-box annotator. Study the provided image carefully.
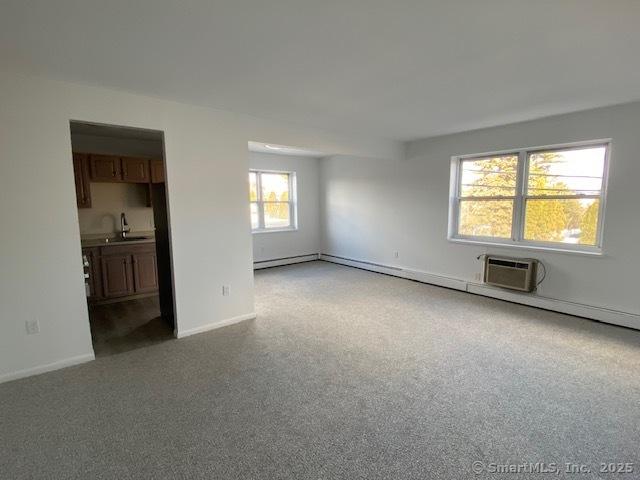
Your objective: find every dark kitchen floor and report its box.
[89,295,174,357]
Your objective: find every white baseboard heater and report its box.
[483,255,538,292]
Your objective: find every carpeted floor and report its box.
[1,261,639,479]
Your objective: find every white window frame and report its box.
[250,169,297,233]
[448,139,611,255]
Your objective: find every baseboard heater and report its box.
[483,255,538,292]
[253,254,319,270]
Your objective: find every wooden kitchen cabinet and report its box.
[73,153,92,208]
[82,247,102,300]
[90,154,122,182]
[122,157,150,183]
[150,159,165,183]
[132,250,159,293]
[101,254,134,298]
[85,243,159,302]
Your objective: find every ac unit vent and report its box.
[484,255,538,292]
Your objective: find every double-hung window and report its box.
[449,140,610,253]
[249,170,297,232]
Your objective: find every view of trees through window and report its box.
[249,171,294,230]
[456,145,607,247]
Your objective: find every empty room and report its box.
[1,2,639,479]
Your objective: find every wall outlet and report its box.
[222,285,230,297]
[25,319,40,335]
[394,251,399,259]
[475,272,482,282]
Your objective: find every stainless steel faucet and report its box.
[120,212,130,239]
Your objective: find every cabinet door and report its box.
[101,255,134,298]
[150,159,165,183]
[122,157,150,183]
[90,155,121,182]
[82,247,103,301]
[132,251,159,293]
[73,153,91,208]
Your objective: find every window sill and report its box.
[448,237,604,257]
[252,227,298,234]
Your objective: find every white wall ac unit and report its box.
[483,255,538,292]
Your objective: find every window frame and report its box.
[250,169,297,233]
[448,139,611,255]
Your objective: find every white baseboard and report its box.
[254,254,319,270]
[320,253,640,331]
[176,312,257,339]
[0,353,95,385]
[467,283,640,330]
[319,254,467,291]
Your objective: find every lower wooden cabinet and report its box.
[132,250,159,293]
[83,243,158,302]
[101,254,135,298]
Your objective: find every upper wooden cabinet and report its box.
[122,157,150,183]
[90,154,122,182]
[150,159,165,183]
[73,153,91,208]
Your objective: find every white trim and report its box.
[448,139,611,254]
[250,169,297,231]
[447,237,604,257]
[254,254,319,270]
[175,312,257,339]
[319,254,467,291]
[467,283,640,330]
[0,353,95,385]
[252,227,298,234]
[319,254,640,331]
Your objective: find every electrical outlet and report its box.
[222,285,230,297]
[475,272,481,282]
[394,251,399,259]
[25,319,40,335]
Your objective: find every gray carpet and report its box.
[1,261,639,479]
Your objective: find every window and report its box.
[449,141,610,253]
[249,170,296,231]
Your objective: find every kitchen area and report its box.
[71,122,174,356]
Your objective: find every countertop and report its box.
[81,236,156,248]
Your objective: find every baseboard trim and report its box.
[176,312,257,339]
[0,353,95,385]
[254,254,319,270]
[320,253,640,330]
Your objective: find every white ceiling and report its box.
[248,142,327,157]
[2,1,640,141]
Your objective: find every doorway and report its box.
[70,121,176,356]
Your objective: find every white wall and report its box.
[321,102,640,320]
[250,152,320,262]
[0,70,401,382]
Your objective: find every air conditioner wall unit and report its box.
[483,255,538,292]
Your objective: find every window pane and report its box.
[249,172,258,201]
[250,202,259,230]
[458,199,513,238]
[263,202,291,229]
[527,146,605,196]
[460,155,518,197]
[260,173,290,202]
[524,198,600,245]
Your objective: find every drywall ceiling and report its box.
[248,142,326,157]
[2,1,640,141]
